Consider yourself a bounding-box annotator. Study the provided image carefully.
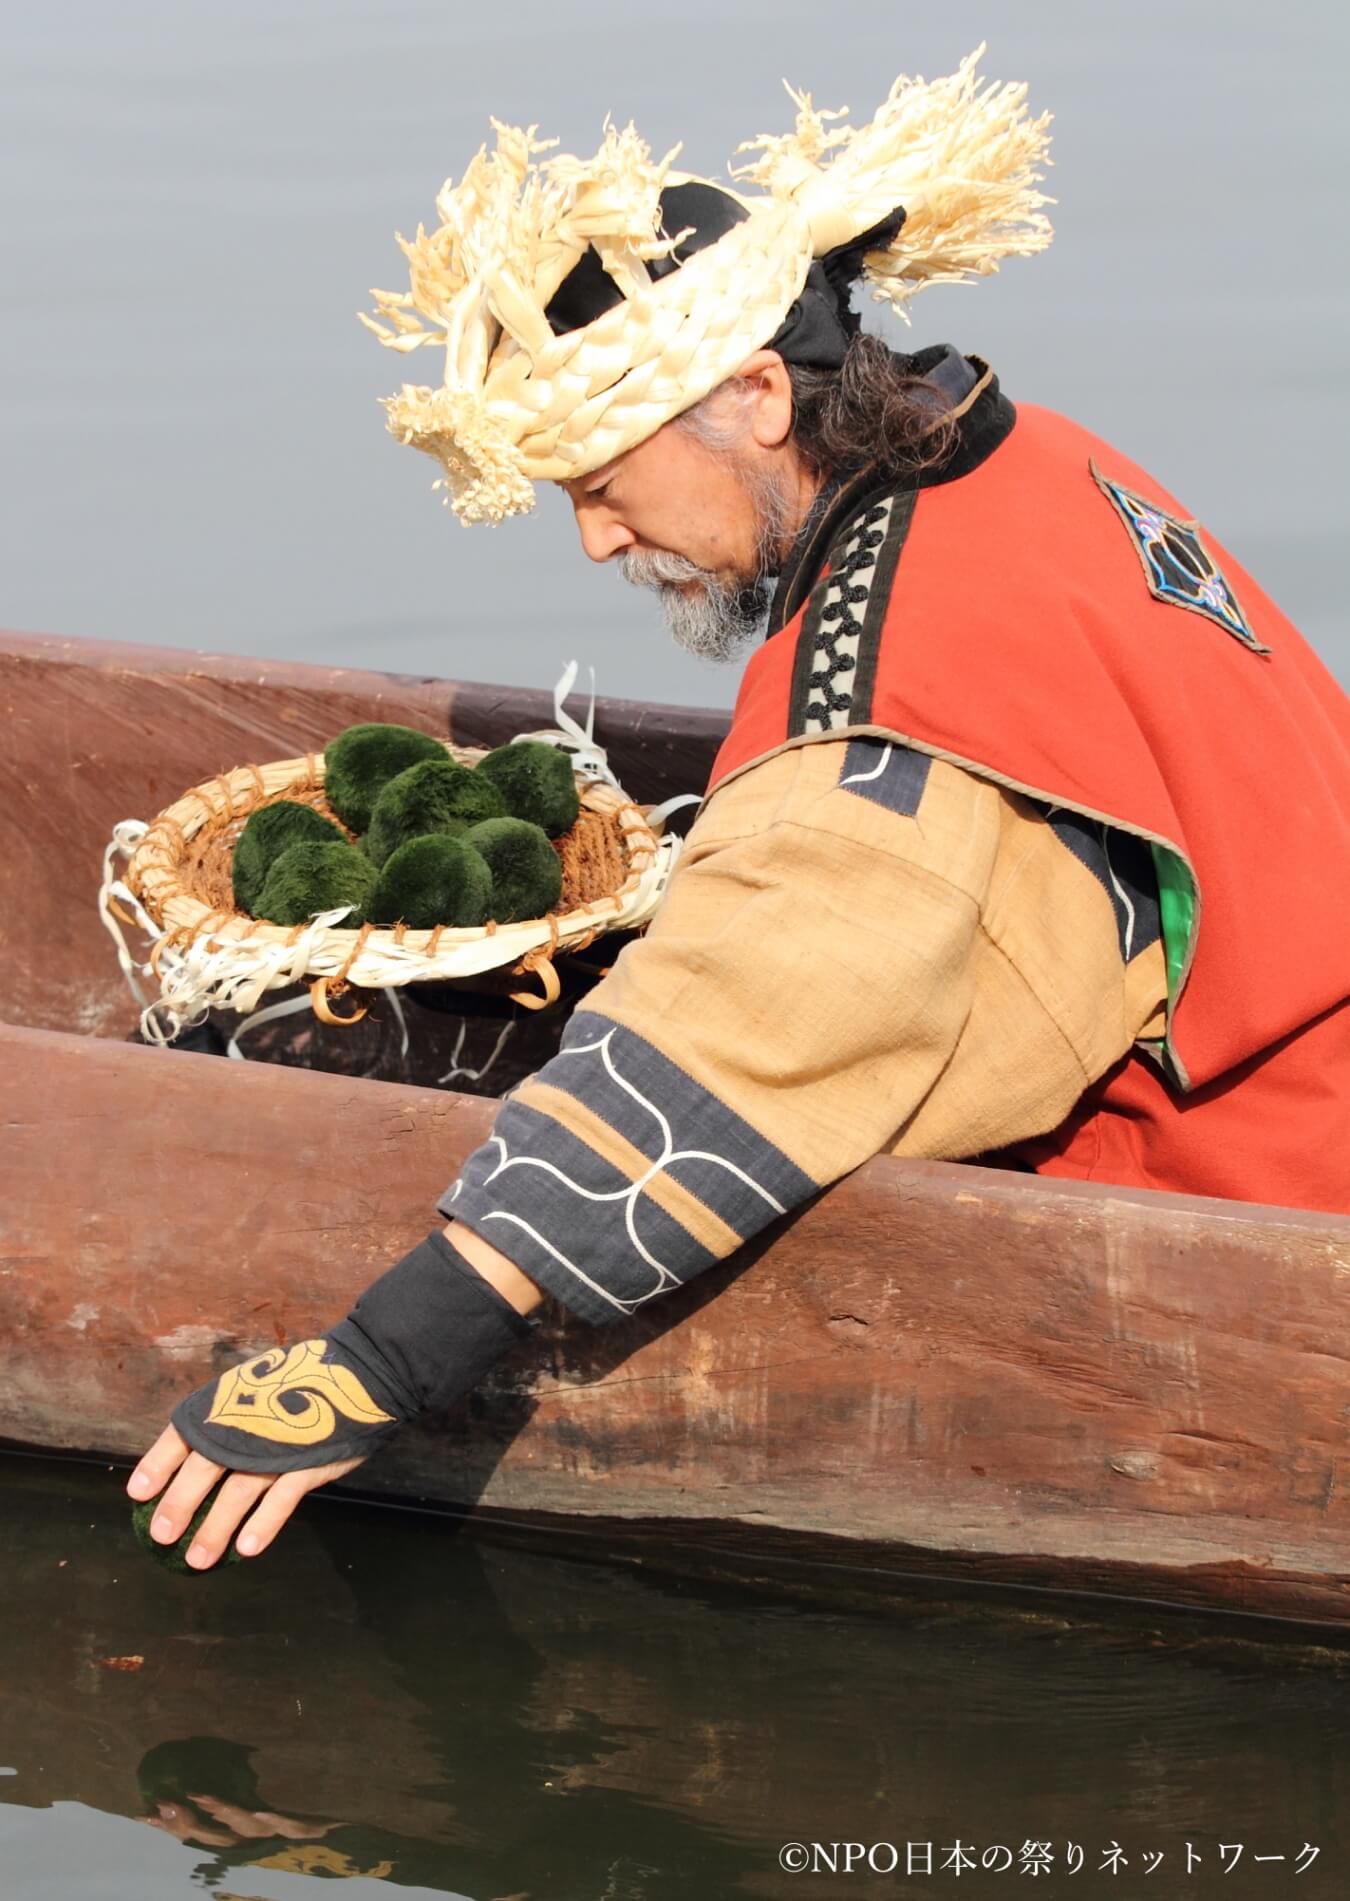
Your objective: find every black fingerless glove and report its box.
[172,1229,535,1474]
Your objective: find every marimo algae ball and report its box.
[232,800,348,915]
[364,757,506,869]
[369,833,493,930]
[255,840,377,926]
[462,818,562,923]
[323,723,447,833]
[131,1496,243,1572]
[474,741,579,837]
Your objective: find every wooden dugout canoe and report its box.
[2,628,1348,1631]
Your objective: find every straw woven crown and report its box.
[361,45,1053,525]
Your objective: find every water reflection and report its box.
[2,1455,1348,1898]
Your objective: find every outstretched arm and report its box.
[126,1223,539,1568]
[131,735,1152,1567]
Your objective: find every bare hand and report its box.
[126,1425,364,1569]
[143,1795,337,1845]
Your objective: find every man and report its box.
[128,53,1350,1566]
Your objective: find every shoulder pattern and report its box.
[1090,458,1269,655]
[837,736,932,818]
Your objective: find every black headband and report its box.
[544,184,907,373]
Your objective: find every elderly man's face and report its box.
[560,353,818,660]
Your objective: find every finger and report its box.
[259,1815,339,1842]
[152,1803,233,1847]
[234,1458,365,1558]
[182,1822,237,1848]
[126,1424,193,1502]
[182,1471,274,1570]
[188,1794,234,1819]
[189,1795,276,1839]
[145,1450,229,1546]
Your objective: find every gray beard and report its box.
[617,547,773,662]
[616,462,793,662]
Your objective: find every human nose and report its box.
[572,504,636,564]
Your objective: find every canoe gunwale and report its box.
[4,629,1349,1630]
[2,1017,1347,1630]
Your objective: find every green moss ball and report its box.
[131,1497,244,1572]
[474,742,580,838]
[322,723,448,833]
[254,840,378,927]
[368,833,493,929]
[463,817,563,923]
[231,801,349,915]
[364,757,507,870]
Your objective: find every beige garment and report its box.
[441,732,1168,1324]
[592,734,1166,1173]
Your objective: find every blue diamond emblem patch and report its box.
[1091,459,1268,654]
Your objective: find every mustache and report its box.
[616,547,713,591]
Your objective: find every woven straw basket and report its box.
[100,739,679,1043]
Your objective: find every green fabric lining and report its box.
[1150,842,1199,1083]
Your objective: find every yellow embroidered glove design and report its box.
[171,1231,536,1474]
[204,1340,396,1447]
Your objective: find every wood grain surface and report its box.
[4,1020,1348,1626]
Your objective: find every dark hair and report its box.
[785,333,957,482]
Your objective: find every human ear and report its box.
[734,350,794,451]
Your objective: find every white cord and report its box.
[224,990,316,1060]
[437,1017,518,1087]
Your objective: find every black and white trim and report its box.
[837,736,933,818]
[788,490,915,735]
[1042,806,1162,964]
[438,1011,817,1327]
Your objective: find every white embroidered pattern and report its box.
[1044,805,1140,963]
[838,742,894,787]
[804,497,893,730]
[462,1027,789,1315]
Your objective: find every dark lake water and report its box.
[3,1454,1347,1901]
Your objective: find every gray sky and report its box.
[2,0,1346,704]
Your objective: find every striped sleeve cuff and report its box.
[436,1009,818,1326]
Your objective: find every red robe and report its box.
[708,385,1350,1214]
